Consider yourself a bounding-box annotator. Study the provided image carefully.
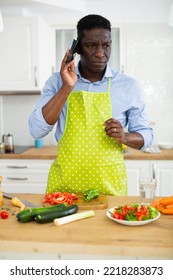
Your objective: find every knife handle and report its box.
[2,192,14,199]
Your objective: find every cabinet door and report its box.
[0,159,52,194]
[150,160,173,196]
[0,17,51,91]
[125,160,150,196]
[0,18,35,90]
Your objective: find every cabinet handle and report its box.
[7,177,28,181]
[34,66,38,87]
[7,165,28,169]
[152,164,156,179]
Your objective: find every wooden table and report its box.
[0,194,173,259]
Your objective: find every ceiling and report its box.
[0,0,172,24]
[0,0,88,12]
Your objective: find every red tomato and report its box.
[43,192,78,205]
[112,212,125,220]
[0,210,9,219]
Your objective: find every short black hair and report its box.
[77,14,111,41]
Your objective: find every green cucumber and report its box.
[35,204,78,224]
[16,203,67,223]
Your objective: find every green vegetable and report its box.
[16,203,68,223]
[35,204,78,223]
[54,210,95,226]
[148,206,159,219]
[83,189,99,202]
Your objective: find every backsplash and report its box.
[0,22,173,147]
[125,23,173,144]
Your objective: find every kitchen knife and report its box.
[3,192,39,208]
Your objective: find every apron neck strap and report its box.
[107,78,111,93]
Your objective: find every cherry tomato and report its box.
[0,210,9,219]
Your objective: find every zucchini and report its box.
[16,203,67,223]
[35,204,78,224]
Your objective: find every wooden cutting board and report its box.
[3,193,108,211]
[76,194,108,210]
[42,194,108,210]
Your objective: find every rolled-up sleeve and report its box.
[126,80,153,150]
[28,73,60,139]
[29,107,54,139]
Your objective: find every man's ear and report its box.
[76,44,80,54]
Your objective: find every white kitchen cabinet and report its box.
[125,159,173,196]
[150,160,173,196]
[0,159,52,194]
[125,160,150,196]
[0,17,51,91]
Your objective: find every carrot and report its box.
[161,208,173,215]
[156,205,166,212]
[151,198,161,208]
[166,204,173,209]
[159,197,173,206]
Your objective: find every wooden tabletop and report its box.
[0,146,173,160]
[0,194,173,259]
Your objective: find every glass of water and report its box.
[139,178,157,205]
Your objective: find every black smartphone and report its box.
[66,39,78,64]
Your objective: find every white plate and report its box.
[158,142,173,149]
[106,207,160,226]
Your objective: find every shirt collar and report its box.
[76,62,113,81]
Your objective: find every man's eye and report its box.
[104,44,111,48]
[88,44,95,48]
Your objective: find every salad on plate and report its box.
[107,203,160,226]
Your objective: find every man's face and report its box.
[79,28,112,74]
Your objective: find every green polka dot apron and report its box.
[46,79,127,195]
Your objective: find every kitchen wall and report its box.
[0,0,173,147]
[125,23,173,144]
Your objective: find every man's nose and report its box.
[94,46,105,57]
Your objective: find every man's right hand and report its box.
[60,50,78,89]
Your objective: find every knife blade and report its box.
[3,192,39,208]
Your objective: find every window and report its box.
[56,28,120,71]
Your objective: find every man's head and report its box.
[77,14,111,42]
[76,14,112,81]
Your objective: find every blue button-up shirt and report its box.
[29,64,153,150]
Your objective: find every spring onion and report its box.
[54,210,95,226]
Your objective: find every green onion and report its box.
[54,210,95,226]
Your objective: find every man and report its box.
[29,14,153,195]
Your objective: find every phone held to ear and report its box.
[66,39,78,64]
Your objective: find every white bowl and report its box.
[158,142,173,149]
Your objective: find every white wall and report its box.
[125,23,173,144]
[2,95,56,146]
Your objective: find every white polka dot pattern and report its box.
[46,89,127,195]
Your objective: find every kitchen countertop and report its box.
[0,194,173,259]
[0,146,173,160]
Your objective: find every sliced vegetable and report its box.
[11,197,25,211]
[54,210,95,226]
[83,189,99,202]
[43,192,78,205]
[111,203,158,221]
[35,204,78,224]
[16,203,68,223]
